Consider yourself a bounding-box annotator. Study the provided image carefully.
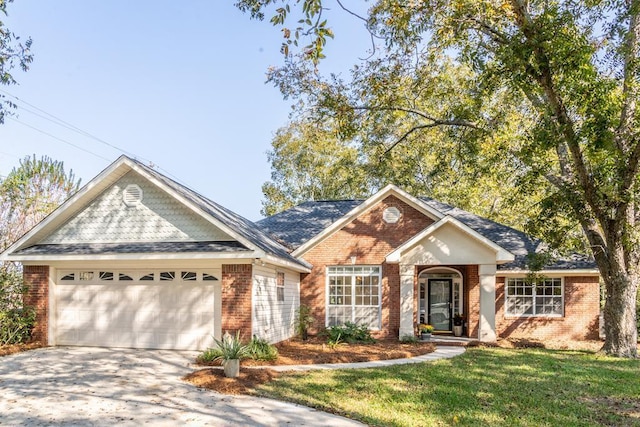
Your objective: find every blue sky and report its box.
[0,1,369,220]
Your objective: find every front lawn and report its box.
[254,347,640,426]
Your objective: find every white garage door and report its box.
[55,269,219,350]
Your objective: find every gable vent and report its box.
[383,206,401,224]
[123,184,143,207]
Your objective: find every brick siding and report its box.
[300,195,434,338]
[221,264,253,340]
[495,276,600,340]
[23,265,49,345]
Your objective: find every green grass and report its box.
[254,347,640,426]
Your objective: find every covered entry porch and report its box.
[385,216,515,342]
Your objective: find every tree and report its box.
[0,0,33,123]
[262,112,371,215]
[239,0,640,357]
[0,155,81,258]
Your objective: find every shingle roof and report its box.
[257,198,596,271]
[13,241,250,256]
[130,159,312,270]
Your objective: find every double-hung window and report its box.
[276,272,285,302]
[327,266,381,329]
[505,277,563,316]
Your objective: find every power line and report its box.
[1,89,189,186]
[7,117,112,162]
[0,88,144,161]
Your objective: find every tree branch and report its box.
[510,0,606,225]
[352,105,481,129]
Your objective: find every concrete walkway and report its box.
[0,345,465,426]
[264,345,466,372]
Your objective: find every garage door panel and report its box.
[55,270,217,350]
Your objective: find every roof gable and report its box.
[285,185,443,256]
[2,156,311,272]
[41,170,233,244]
[386,216,515,264]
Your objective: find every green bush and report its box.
[246,336,279,361]
[197,334,279,364]
[204,331,250,364]
[294,304,315,340]
[324,322,375,345]
[400,334,418,343]
[0,270,35,345]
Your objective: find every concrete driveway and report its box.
[0,347,364,426]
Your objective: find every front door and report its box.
[428,278,452,331]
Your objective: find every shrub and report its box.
[324,322,375,345]
[294,304,315,340]
[0,270,35,345]
[400,334,418,343]
[198,334,279,364]
[246,336,278,361]
[201,331,250,365]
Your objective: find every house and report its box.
[0,155,601,350]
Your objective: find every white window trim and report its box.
[325,265,382,330]
[504,276,564,318]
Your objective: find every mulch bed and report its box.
[185,339,437,394]
[0,342,43,357]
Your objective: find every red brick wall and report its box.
[466,265,480,338]
[221,264,253,340]
[300,195,434,338]
[495,276,600,341]
[23,265,49,345]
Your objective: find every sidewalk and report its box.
[261,345,466,372]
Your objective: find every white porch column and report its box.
[399,264,415,337]
[478,264,497,342]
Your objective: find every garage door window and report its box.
[79,271,94,281]
[181,271,197,281]
[99,272,114,281]
[59,270,221,283]
[160,272,175,281]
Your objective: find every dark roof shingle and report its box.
[257,198,596,271]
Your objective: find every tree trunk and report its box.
[602,269,639,358]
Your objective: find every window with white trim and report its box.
[276,272,285,302]
[327,266,381,329]
[505,277,563,316]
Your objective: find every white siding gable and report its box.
[43,171,233,244]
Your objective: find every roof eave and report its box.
[2,250,265,262]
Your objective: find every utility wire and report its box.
[7,117,112,161]
[1,89,188,186]
[0,88,144,161]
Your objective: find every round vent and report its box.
[123,184,143,207]
[383,206,401,224]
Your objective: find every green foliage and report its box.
[256,347,640,426]
[324,322,375,345]
[399,334,418,343]
[294,304,315,340]
[239,0,640,356]
[0,270,35,344]
[198,334,278,363]
[0,0,33,124]
[246,336,279,361]
[0,155,81,255]
[209,331,250,362]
